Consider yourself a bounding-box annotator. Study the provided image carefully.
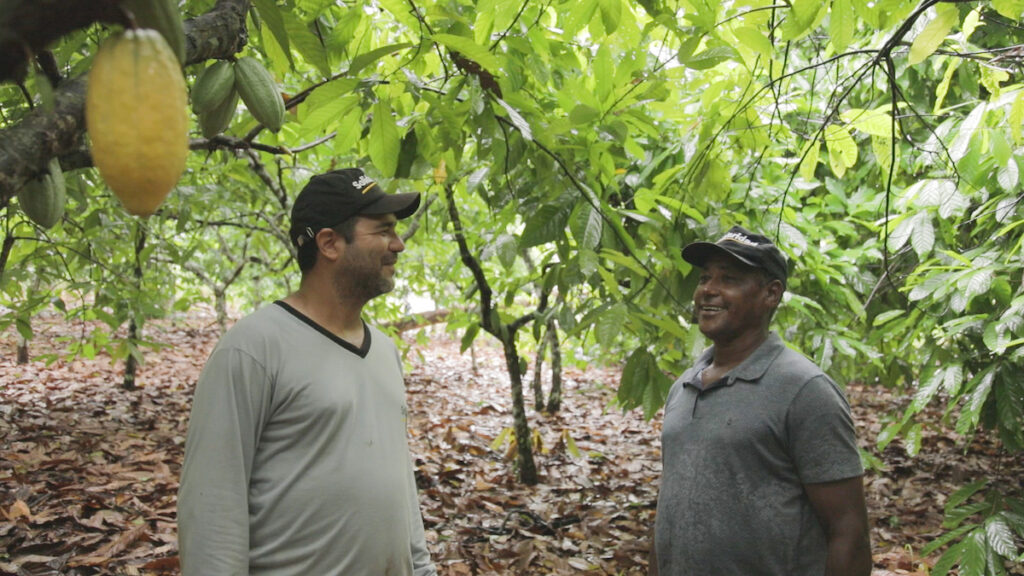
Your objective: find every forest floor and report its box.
[1,307,1022,575]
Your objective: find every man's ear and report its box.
[764,278,784,308]
[314,228,343,262]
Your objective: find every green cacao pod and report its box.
[199,87,239,138]
[17,158,66,229]
[192,60,235,114]
[233,57,285,132]
[120,0,186,65]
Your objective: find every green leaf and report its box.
[840,106,898,137]
[521,202,572,248]
[911,367,944,412]
[910,212,935,258]
[963,269,993,304]
[872,309,904,327]
[684,46,737,70]
[944,364,964,395]
[946,503,992,530]
[957,368,996,436]
[908,4,958,65]
[950,102,986,161]
[992,0,1024,20]
[733,25,773,58]
[931,538,966,576]
[799,140,820,182]
[598,0,622,34]
[947,480,988,512]
[283,12,330,76]
[921,524,978,557]
[600,248,650,277]
[934,59,961,113]
[348,42,414,77]
[986,516,1019,558]
[252,0,293,67]
[433,34,503,75]
[369,98,400,177]
[570,204,604,250]
[904,422,922,456]
[830,0,855,52]
[826,124,858,177]
[494,97,532,141]
[781,0,827,40]
[872,135,894,176]
[1011,91,1024,145]
[596,303,627,349]
[960,531,988,575]
[460,323,480,353]
[570,104,601,125]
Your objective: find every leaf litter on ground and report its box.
[1,308,1022,575]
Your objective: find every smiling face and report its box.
[331,213,405,302]
[693,252,783,346]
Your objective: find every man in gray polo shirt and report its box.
[650,226,871,575]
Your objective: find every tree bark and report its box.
[443,182,538,485]
[545,320,562,414]
[0,0,251,202]
[532,330,548,411]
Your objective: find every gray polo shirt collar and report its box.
[683,332,786,390]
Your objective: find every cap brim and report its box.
[361,192,421,219]
[681,242,759,268]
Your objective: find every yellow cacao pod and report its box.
[192,60,235,114]
[120,0,186,65]
[17,158,66,229]
[199,87,239,138]
[233,57,285,132]
[86,28,189,216]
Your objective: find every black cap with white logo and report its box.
[289,168,420,248]
[682,225,789,287]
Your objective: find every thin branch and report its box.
[490,0,531,51]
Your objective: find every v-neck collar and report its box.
[274,300,371,358]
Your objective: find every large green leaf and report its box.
[369,98,401,177]
[348,43,414,77]
[432,34,503,75]
[521,202,573,248]
[825,124,858,177]
[830,0,855,52]
[908,3,958,65]
[252,0,294,67]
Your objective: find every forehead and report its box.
[356,213,398,227]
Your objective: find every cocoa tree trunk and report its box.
[545,320,562,414]
[532,331,548,411]
[122,226,146,390]
[500,335,538,484]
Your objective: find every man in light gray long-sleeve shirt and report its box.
[178,167,437,576]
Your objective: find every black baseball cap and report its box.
[289,168,421,248]
[682,225,789,287]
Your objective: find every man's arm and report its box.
[805,475,872,576]
[405,456,437,576]
[178,347,269,575]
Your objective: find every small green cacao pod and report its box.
[192,60,236,114]
[17,158,66,229]
[120,0,186,65]
[199,87,239,138]
[233,57,285,133]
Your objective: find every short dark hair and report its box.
[295,217,359,272]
